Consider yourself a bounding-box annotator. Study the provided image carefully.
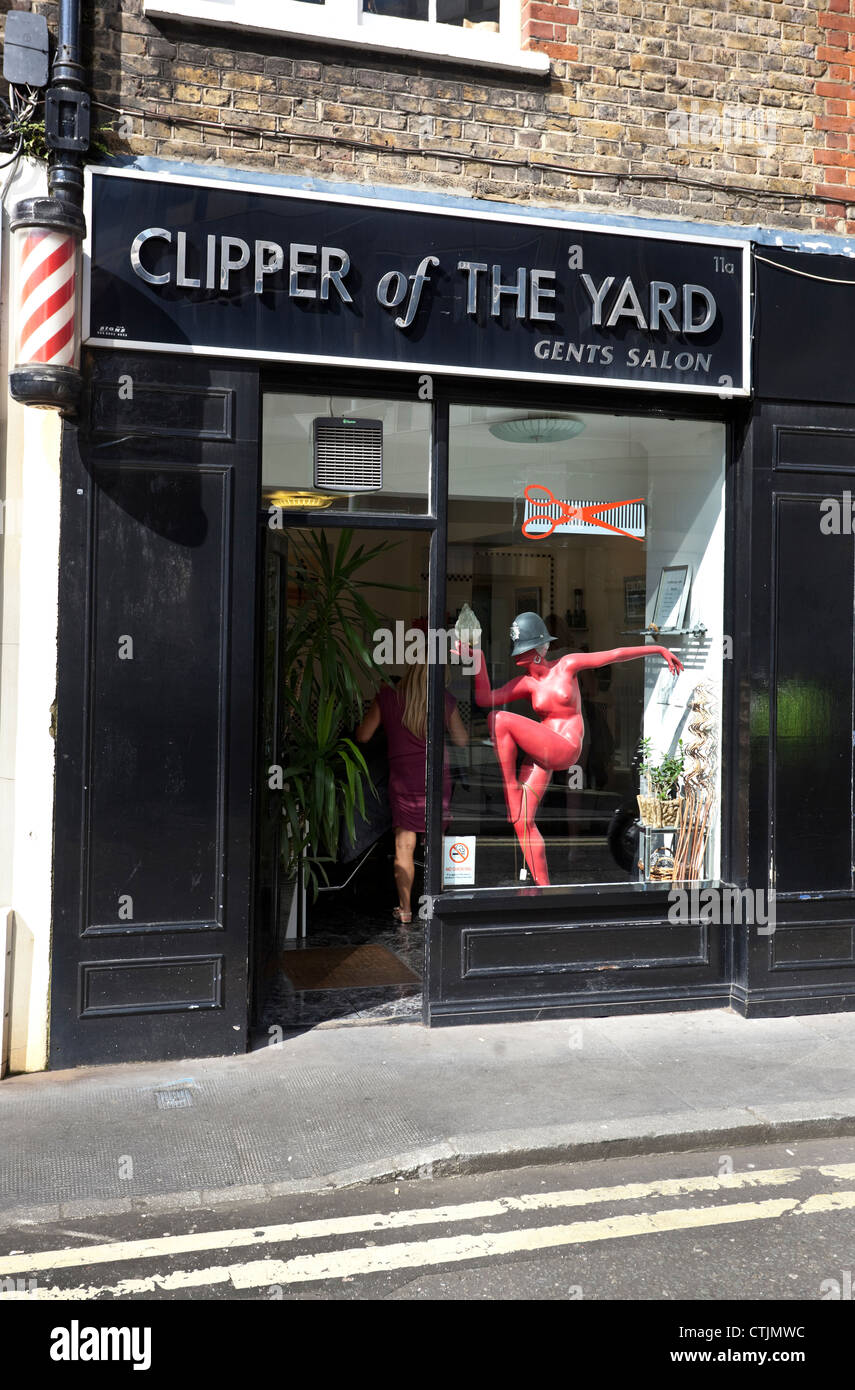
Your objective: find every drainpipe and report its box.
[47,0,88,208]
[8,0,89,416]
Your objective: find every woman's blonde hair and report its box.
[398,660,428,740]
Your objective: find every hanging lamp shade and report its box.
[489,416,586,445]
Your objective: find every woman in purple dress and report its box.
[356,662,468,923]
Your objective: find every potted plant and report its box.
[637,737,685,828]
[278,528,411,900]
[653,741,685,827]
[637,736,660,826]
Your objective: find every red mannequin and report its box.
[465,625,684,885]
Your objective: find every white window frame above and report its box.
[144,0,550,75]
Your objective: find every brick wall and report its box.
[815,0,855,231]
[522,1,580,60]
[1,0,852,234]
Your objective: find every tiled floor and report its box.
[257,836,632,1032]
[258,900,424,1032]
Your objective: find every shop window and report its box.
[143,1,548,74]
[262,392,430,516]
[441,405,726,892]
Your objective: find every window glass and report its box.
[262,393,430,515]
[442,405,725,892]
[437,0,500,27]
[363,1,429,17]
[361,0,500,24]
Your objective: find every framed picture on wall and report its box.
[624,575,646,628]
[514,586,542,615]
[652,564,691,632]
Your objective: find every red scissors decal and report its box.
[522,484,645,542]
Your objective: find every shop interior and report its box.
[255,392,725,1030]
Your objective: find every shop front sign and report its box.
[85,168,750,396]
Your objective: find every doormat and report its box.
[272,945,421,992]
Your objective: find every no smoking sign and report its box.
[443,835,476,886]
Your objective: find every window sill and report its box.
[144,1,551,76]
[433,880,724,915]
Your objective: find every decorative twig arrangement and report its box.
[671,682,718,882]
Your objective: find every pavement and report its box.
[2,1007,855,1230]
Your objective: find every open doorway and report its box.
[254,521,434,1031]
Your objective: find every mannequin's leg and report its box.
[488,711,577,822]
[488,710,521,822]
[512,761,552,883]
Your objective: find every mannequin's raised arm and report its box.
[455,643,530,708]
[474,668,530,709]
[570,645,684,676]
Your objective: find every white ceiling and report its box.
[262,393,725,499]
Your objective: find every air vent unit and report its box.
[313,417,383,493]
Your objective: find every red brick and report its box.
[818,114,855,131]
[819,11,855,30]
[529,39,578,59]
[523,19,555,40]
[528,2,577,22]
[816,147,855,167]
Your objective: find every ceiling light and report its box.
[265,489,337,510]
[489,416,586,445]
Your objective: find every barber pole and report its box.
[8,196,85,414]
[16,228,77,367]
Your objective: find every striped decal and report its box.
[523,496,646,538]
[16,228,78,368]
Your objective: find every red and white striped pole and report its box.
[9,197,85,416]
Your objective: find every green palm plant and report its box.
[279,528,413,896]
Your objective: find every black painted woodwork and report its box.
[734,402,855,1017]
[50,352,260,1067]
[48,338,855,1066]
[755,249,855,406]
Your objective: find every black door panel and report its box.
[772,488,854,893]
[50,353,260,1067]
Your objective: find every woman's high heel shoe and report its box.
[392,906,413,925]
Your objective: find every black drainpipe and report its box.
[47,0,89,209]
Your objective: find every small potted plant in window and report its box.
[652,741,685,828]
[637,736,660,827]
[637,738,685,828]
